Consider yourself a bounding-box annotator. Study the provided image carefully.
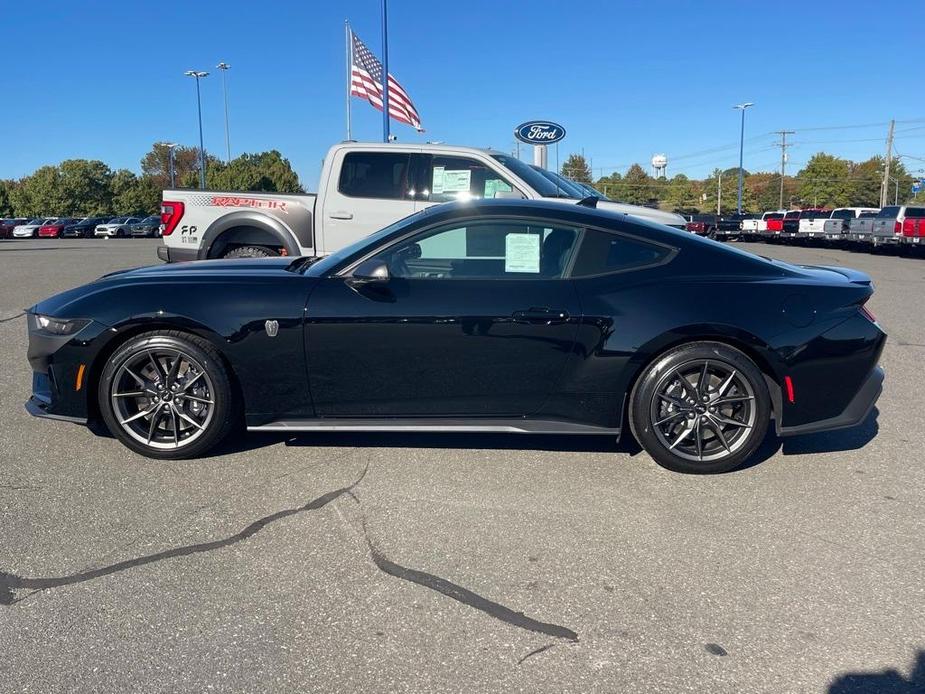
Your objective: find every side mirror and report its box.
[350,258,390,282]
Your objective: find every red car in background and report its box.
[0,218,29,239]
[37,218,79,238]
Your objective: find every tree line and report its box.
[560,152,919,213]
[0,143,304,218]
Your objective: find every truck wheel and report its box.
[222,246,278,259]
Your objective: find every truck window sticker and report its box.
[432,167,472,195]
[484,178,513,199]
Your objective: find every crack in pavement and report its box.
[1,460,579,648]
[0,464,369,606]
[343,491,579,644]
[517,643,556,664]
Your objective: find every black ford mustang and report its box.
[25,199,885,473]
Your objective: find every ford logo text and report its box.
[514,121,566,145]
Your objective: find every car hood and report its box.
[31,257,306,318]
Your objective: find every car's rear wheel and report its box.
[98,331,239,459]
[629,342,770,474]
[222,245,278,259]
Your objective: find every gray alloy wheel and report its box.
[99,331,238,459]
[648,359,757,463]
[629,342,770,474]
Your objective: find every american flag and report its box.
[350,30,423,131]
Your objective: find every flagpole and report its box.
[381,0,390,143]
[345,20,352,140]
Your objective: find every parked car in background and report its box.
[130,215,162,238]
[871,205,925,246]
[796,209,833,239]
[159,142,687,262]
[95,216,141,238]
[716,213,755,238]
[13,218,55,238]
[62,217,112,238]
[685,213,718,237]
[743,211,785,234]
[0,218,29,239]
[823,208,879,241]
[38,218,79,238]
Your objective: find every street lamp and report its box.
[216,62,231,163]
[733,102,754,214]
[184,70,209,189]
[164,143,178,188]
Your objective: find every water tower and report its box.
[651,154,668,178]
[651,154,668,179]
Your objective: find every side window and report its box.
[338,152,411,200]
[905,207,925,217]
[570,229,671,277]
[372,220,579,280]
[421,156,514,203]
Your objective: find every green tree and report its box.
[614,163,656,205]
[58,159,114,215]
[110,170,160,215]
[560,154,592,184]
[797,153,852,207]
[663,174,699,212]
[0,180,14,217]
[9,166,65,217]
[206,150,303,193]
[141,143,209,190]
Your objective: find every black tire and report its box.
[98,331,239,459]
[629,341,770,474]
[222,245,278,259]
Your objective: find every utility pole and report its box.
[717,170,722,214]
[880,119,895,208]
[774,130,795,209]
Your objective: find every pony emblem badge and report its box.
[265,320,279,337]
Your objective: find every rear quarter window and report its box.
[338,152,411,200]
[570,229,672,277]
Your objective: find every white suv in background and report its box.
[95,216,141,238]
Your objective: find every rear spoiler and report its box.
[814,265,872,285]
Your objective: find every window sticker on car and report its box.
[432,167,471,195]
[484,178,512,198]
[505,233,540,273]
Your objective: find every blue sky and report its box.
[3,0,924,185]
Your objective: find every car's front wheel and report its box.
[98,331,239,459]
[629,342,770,474]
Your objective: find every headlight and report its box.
[34,314,91,336]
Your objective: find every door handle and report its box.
[512,308,570,324]
[329,211,354,220]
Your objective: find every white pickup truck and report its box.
[741,210,784,235]
[157,142,687,262]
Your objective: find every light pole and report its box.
[216,62,231,162]
[164,143,178,188]
[184,70,209,189]
[733,102,753,214]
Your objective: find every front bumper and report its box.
[779,366,883,437]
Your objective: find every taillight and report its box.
[903,219,915,236]
[894,220,902,235]
[859,304,878,324]
[160,201,185,236]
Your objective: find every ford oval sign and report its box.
[514,121,566,145]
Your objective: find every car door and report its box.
[305,217,582,417]
[319,151,417,251]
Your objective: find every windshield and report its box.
[530,167,587,198]
[26,219,42,225]
[109,217,127,223]
[764,213,784,220]
[876,206,900,218]
[142,216,159,224]
[490,154,571,198]
[831,209,854,220]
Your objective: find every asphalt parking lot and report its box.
[1,238,923,693]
